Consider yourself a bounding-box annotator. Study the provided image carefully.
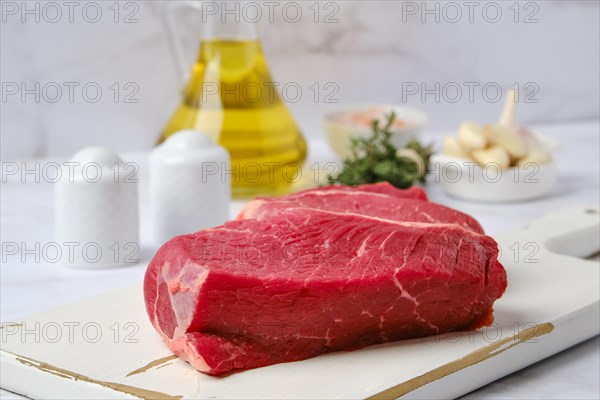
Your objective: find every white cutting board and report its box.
[1,205,599,400]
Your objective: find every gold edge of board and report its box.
[367,322,555,400]
[0,349,183,400]
[126,355,179,377]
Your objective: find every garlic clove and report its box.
[472,146,511,170]
[443,135,472,160]
[458,121,486,150]
[396,148,426,176]
[484,123,528,159]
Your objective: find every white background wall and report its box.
[1,0,599,160]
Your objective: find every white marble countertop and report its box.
[1,120,599,399]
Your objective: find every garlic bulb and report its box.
[442,88,553,170]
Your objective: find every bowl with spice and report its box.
[323,105,427,159]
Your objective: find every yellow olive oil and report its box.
[158,40,307,198]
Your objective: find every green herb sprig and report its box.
[326,112,433,189]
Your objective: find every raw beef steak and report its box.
[302,182,429,201]
[144,207,506,376]
[238,189,483,233]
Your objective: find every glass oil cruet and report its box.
[159,1,307,198]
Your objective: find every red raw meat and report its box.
[302,182,429,201]
[238,188,483,233]
[144,202,506,375]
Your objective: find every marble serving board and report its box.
[1,206,599,400]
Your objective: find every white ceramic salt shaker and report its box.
[55,148,139,268]
[151,130,231,244]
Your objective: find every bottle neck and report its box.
[201,3,259,42]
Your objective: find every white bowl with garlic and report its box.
[431,120,558,203]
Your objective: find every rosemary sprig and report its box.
[326,112,433,189]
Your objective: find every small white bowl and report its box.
[431,136,559,202]
[323,105,427,159]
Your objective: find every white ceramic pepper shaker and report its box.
[55,148,139,268]
[151,130,231,245]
